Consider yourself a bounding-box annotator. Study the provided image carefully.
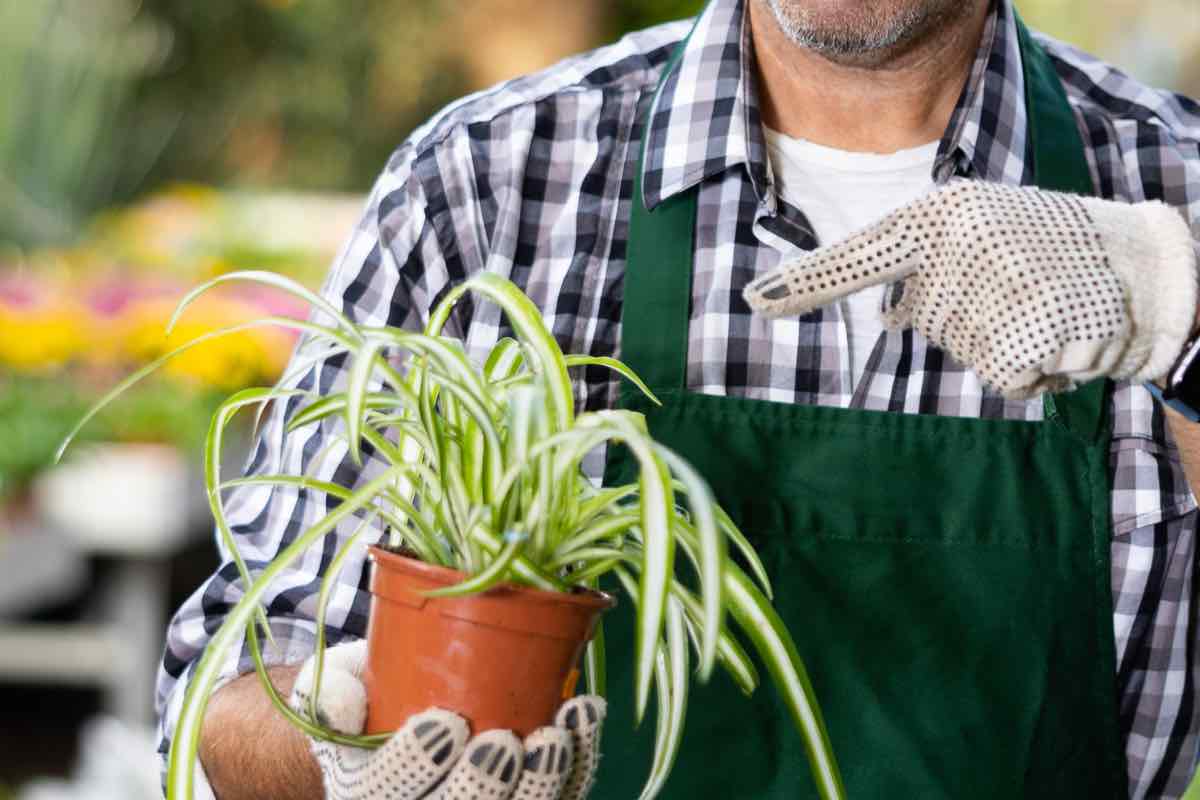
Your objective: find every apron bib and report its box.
[597,17,1125,799]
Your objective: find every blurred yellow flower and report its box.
[1,269,300,393]
[0,278,87,372]
[0,303,86,372]
[117,294,296,392]
[2,187,334,395]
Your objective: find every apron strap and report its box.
[621,10,1111,444]
[624,157,698,397]
[1016,15,1111,444]
[621,39,699,399]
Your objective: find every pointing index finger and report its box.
[743,211,924,318]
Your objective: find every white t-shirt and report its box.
[764,129,940,390]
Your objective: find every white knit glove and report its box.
[743,180,1199,399]
[289,640,606,800]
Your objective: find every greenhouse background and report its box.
[0,0,1197,797]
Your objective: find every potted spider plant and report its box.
[60,270,845,800]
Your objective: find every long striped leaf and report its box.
[56,317,334,463]
[242,612,391,750]
[583,414,676,722]
[205,388,306,647]
[656,447,724,679]
[714,504,772,600]
[424,529,527,598]
[564,355,660,406]
[671,583,759,696]
[366,329,491,412]
[426,272,573,432]
[287,392,409,433]
[663,480,769,599]
[584,615,607,697]
[572,485,640,529]
[307,515,375,725]
[567,556,626,584]
[360,422,435,466]
[545,546,628,571]
[167,269,360,343]
[679,607,757,697]
[345,339,389,466]
[484,337,527,382]
[552,512,641,560]
[639,595,688,800]
[166,467,403,800]
[606,539,760,697]
[258,342,350,432]
[428,373,505,504]
[467,522,566,593]
[724,567,845,800]
[222,474,443,566]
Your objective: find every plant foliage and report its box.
[63,271,845,800]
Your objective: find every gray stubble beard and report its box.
[762,0,974,62]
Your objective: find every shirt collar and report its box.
[640,0,1032,211]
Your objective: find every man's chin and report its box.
[761,0,969,62]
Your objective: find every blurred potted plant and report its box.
[63,271,846,800]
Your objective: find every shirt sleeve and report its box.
[153,140,461,787]
[1108,382,1200,799]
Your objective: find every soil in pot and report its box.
[363,546,615,737]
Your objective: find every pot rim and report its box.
[368,545,617,611]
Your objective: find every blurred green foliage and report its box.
[610,0,705,35]
[135,0,707,194]
[0,374,219,502]
[0,0,172,248]
[93,0,1200,199]
[130,0,468,193]
[0,0,707,250]
[0,0,1194,253]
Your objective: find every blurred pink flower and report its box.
[0,273,51,310]
[83,276,183,318]
[227,284,310,321]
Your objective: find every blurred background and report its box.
[0,1,1196,797]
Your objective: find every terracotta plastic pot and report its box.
[363,546,616,737]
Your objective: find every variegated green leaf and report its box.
[56,317,335,463]
[167,269,359,343]
[287,392,408,433]
[166,467,403,800]
[345,339,389,466]
[640,595,688,800]
[585,413,675,722]
[424,528,528,598]
[484,337,527,382]
[426,272,573,432]
[584,615,607,697]
[308,514,375,724]
[657,447,724,679]
[564,355,661,406]
[724,567,844,800]
[204,388,306,648]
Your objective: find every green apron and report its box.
[597,17,1126,800]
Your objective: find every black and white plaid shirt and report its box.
[158,0,1200,795]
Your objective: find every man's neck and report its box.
[749,0,991,153]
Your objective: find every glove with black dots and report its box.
[289,640,606,800]
[744,179,1198,399]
